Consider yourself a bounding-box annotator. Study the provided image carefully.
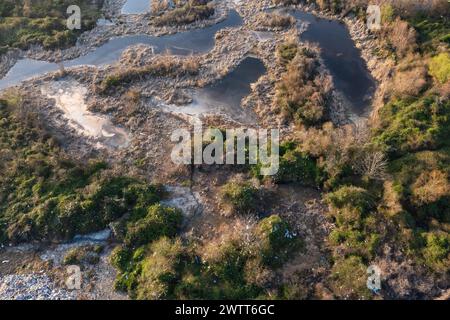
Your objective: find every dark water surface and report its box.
[189,56,267,122]
[0,8,375,116]
[290,9,376,114]
[0,10,243,90]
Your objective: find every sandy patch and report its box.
[41,80,130,149]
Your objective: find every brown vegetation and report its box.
[385,18,418,59]
[100,56,200,92]
[259,12,295,30]
[153,0,214,27]
[392,56,429,97]
[275,42,332,126]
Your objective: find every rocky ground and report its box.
[0,274,76,300]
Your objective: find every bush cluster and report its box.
[111,214,302,299]
[0,0,103,50]
[153,0,214,27]
[0,94,165,243]
[275,41,332,126]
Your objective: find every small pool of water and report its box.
[166,57,266,123]
[41,80,130,149]
[0,10,243,90]
[121,0,151,15]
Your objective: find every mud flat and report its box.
[40,80,130,149]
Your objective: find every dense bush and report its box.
[0,94,164,243]
[136,237,185,300]
[420,231,450,272]
[111,245,145,293]
[0,0,103,50]
[256,215,303,268]
[388,149,450,226]
[272,141,325,186]
[429,53,450,84]
[374,93,450,158]
[124,204,183,247]
[329,256,372,299]
[113,235,265,299]
[112,215,302,299]
[275,43,331,126]
[220,181,260,215]
[326,186,376,215]
[326,186,384,260]
[410,15,450,50]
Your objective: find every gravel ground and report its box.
[0,274,76,300]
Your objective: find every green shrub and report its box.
[277,42,298,65]
[374,94,450,158]
[110,246,133,272]
[326,186,376,215]
[410,16,450,50]
[201,240,263,299]
[329,226,382,259]
[124,204,183,247]
[326,186,384,260]
[136,237,185,300]
[257,215,302,268]
[63,245,102,266]
[220,181,259,215]
[421,231,450,272]
[429,53,450,84]
[110,245,152,295]
[381,4,395,24]
[272,142,324,186]
[0,0,103,50]
[388,149,450,225]
[0,95,165,243]
[329,256,372,299]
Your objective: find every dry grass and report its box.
[153,0,214,27]
[275,43,332,126]
[386,18,418,58]
[100,55,200,92]
[412,170,450,205]
[393,65,428,97]
[259,12,295,30]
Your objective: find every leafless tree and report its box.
[354,150,388,180]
